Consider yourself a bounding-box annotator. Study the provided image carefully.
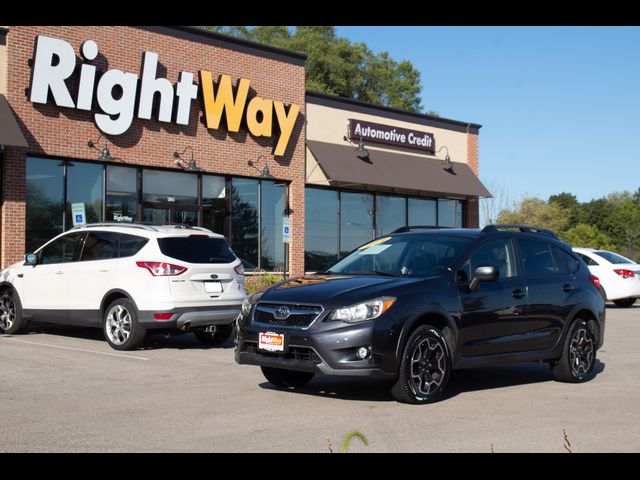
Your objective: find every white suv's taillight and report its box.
[234,263,245,276]
[136,261,187,276]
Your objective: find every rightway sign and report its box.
[348,119,435,154]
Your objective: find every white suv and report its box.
[0,223,245,350]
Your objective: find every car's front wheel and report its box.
[103,298,146,350]
[193,325,234,346]
[391,325,451,404]
[613,297,636,308]
[0,289,27,335]
[551,319,597,383]
[260,367,314,388]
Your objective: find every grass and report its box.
[244,271,287,295]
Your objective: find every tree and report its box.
[563,223,615,250]
[479,178,512,227]
[497,197,570,238]
[201,26,426,113]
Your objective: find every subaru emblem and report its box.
[273,306,290,320]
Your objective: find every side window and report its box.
[39,233,84,265]
[517,239,559,275]
[577,252,599,266]
[119,233,149,258]
[80,231,119,261]
[555,247,580,274]
[458,239,516,282]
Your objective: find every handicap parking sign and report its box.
[71,203,86,227]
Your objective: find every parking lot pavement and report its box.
[1,305,639,453]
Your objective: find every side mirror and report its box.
[469,265,499,291]
[24,253,37,266]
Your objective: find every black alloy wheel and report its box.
[551,319,597,383]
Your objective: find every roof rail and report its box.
[482,224,558,239]
[391,226,450,234]
[71,222,159,232]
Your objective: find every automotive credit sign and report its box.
[347,119,435,154]
[28,35,300,156]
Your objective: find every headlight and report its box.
[241,292,263,317]
[330,297,396,323]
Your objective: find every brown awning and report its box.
[307,140,492,198]
[0,94,28,148]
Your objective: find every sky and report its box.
[335,26,640,205]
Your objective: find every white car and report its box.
[0,223,245,349]
[573,248,640,308]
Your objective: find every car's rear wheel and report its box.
[260,367,314,388]
[391,325,451,404]
[193,325,233,346]
[551,319,597,383]
[103,298,146,350]
[613,297,636,308]
[0,289,27,335]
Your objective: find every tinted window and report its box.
[119,233,149,258]
[231,178,259,269]
[518,239,559,275]
[459,239,516,282]
[81,232,118,261]
[106,165,138,223]
[340,192,374,257]
[438,198,463,227]
[593,251,635,265]
[26,157,64,253]
[375,195,406,236]
[261,180,286,270]
[555,247,580,274]
[39,233,84,264]
[202,175,228,238]
[305,188,339,272]
[408,198,437,226]
[142,169,197,204]
[66,162,103,230]
[157,236,237,264]
[329,235,473,278]
[577,252,599,266]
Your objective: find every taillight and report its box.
[589,274,602,289]
[136,261,187,276]
[234,263,245,276]
[614,269,635,279]
[153,313,173,320]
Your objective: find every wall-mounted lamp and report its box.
[87,134,119,162]
[436,145,453,172]
[248,154,275,179]
[173,146,201,172]
[343,134,369,158]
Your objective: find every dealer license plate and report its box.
[258,332,285,352]
[204,281,223,293]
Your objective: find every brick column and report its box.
[466,129,480,228]
[1,148,26,268]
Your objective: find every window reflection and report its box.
[261,181,285,270]
[66,162,103,230]
[375,195,406,236]
[340,192,374,257]
[26,157,64,253]
[106,165,138,223]
[202,175,228,238]
[438,198,462,227]
[408,198,437,226]
[305,188,338,272]
[142,169,197,204]
[231,178,259,270]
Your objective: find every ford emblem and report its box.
[273,306,291,320]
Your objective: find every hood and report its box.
[259,274,423,306]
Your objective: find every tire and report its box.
[551,319,597,383]
[613,298,636,308]
[194,325,233,346]
[0,289,28,335]
[103,298,146,350]
[391,325,451,404]
[260,367,314,388]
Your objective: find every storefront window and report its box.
[408,198,437,226]
[65,162,104,230]
[142,169,197,204]
[231,178,259,270]
[26,157,64,253]
[106,165,138,223]
[202,175,228,238]
[375,195,406,237]
[260,181,285,271]
[305,188,339,272]
[340,192,374,257]
[438,198,463,227]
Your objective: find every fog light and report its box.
[357,346,371,360]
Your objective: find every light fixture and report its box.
[343,133,369,158]
[87,134,118,162]
[248,154,275,179]
[173,146,201,171]
[436,145,453,172]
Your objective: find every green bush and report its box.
[244,272,286,295]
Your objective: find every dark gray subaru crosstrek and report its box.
[235,225,606,404]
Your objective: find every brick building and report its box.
[0,26,489,275]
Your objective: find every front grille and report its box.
[252,303,323,328]
[243,341,321,363]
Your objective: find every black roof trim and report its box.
[306,90,481,134]
[135,26,307,66]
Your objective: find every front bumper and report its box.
[235,312,396,379]
[138,304,242,330]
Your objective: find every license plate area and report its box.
[203,281,223,293]
[258,332,285,352]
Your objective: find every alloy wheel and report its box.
[105,304,132,346]
[569,327,595,379]
[409,337,447,397]
[0,294,16,331]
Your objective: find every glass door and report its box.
[142,205,199,226]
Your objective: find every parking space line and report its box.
[0,336,150,361]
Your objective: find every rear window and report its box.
[157,236,237,264]
[593,251,635,265]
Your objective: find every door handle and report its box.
[98,269,110,273]
[562,283,574,293]
[512,288,525,299]
[55,269,64,275]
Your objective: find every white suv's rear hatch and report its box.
[157,234,244,305]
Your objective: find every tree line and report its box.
[496,190,640,261]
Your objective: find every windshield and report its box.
[328,235,474,277]
[593,250,635,265]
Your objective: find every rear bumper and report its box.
[605,280,640,300]
[138,305,242,330]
